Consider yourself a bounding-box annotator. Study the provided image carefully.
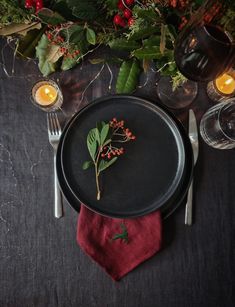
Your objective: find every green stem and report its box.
[94,148,101,200]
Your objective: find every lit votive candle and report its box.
[207,70,235,102]
[31,80,63,111]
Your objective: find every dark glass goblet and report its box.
[174,25,235,82]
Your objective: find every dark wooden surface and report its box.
[0,40,234,307]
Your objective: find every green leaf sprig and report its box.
[82,118,136,200]
[111,223,129,244]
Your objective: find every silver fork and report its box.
[47,112,63,218]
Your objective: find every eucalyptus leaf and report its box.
[98,157,118,174]
[87,128,98,161]
[116,59,141,94]
[82,160,93,170]
[86,28,96,45]
[0,22,41,36]
[100,124,109,145]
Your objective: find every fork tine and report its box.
[53,113,62,134]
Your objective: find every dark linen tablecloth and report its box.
[0,39,234,307]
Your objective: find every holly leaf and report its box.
[98,157,118,174]
[37,8,66,25]
[36,34,59,76]
[87,128,99,161]
[82,160,93,170]
[108,38,141,51]
[116,59,141,94]
[86,28,96,45]
[100,124,110,145]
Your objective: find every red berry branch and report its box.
[25,0,43,12]
[113,0,135,28]
[45,24,80,59]
[83,119,136,200]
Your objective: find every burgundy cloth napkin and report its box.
[77,205,162,281]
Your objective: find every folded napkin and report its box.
[77,205,162,281]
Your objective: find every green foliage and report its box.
[86,28,96,45]
[87,128,99,161]
[116,59,141,94]
[109,38,141,51]
[98,157,117,173]
[0,0,31,27]
[82,160,93,170]
[132,46,162,59]
[220,9,235,39]
[171,71,188,91]
[36,34,61,76]
[66,0,103,21]
[37,9,66,25]
[17,28,44,58]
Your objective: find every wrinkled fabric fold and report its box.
[77,205,162,281]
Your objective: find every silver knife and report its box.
[185,109,199,225]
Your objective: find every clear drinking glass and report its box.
[200,100,235,149]
[156,76,198,109]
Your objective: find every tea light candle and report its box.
[35,84,58,106]
[31,80,63,112]
[214,73,235,95]
[207,70,235,102]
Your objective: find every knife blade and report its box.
[185,109,199,225]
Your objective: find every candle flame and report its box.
[225,78,233,85]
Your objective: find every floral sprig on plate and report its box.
[82,118,136,200]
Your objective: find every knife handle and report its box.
[185,179,193,225]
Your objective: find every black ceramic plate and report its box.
[59,95,193,218]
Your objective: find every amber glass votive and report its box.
[207,71,235,102]
[31,79,63,112]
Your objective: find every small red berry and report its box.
[117,0,125,10]
[25,0,33,8]
[123,9,132,19]
[113,14,123,25]
[125,0,135,6]
[128,17,134,27]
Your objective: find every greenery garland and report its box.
[0,0,235,93]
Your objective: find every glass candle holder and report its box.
[156,76,198,109]
[207,70,235,102]
[31,79,63,112]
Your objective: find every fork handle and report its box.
[185,179,193,225]
[54,155,63,218]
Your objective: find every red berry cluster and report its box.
[101,146,124,159]
[45,26,80,59]
[178,16,188,30]
[109,118,136,140]
[113,0,135,28]
[100,118,136,160]
[169,0,189,9]
[25,0,43,12]
[203,2,222,23]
